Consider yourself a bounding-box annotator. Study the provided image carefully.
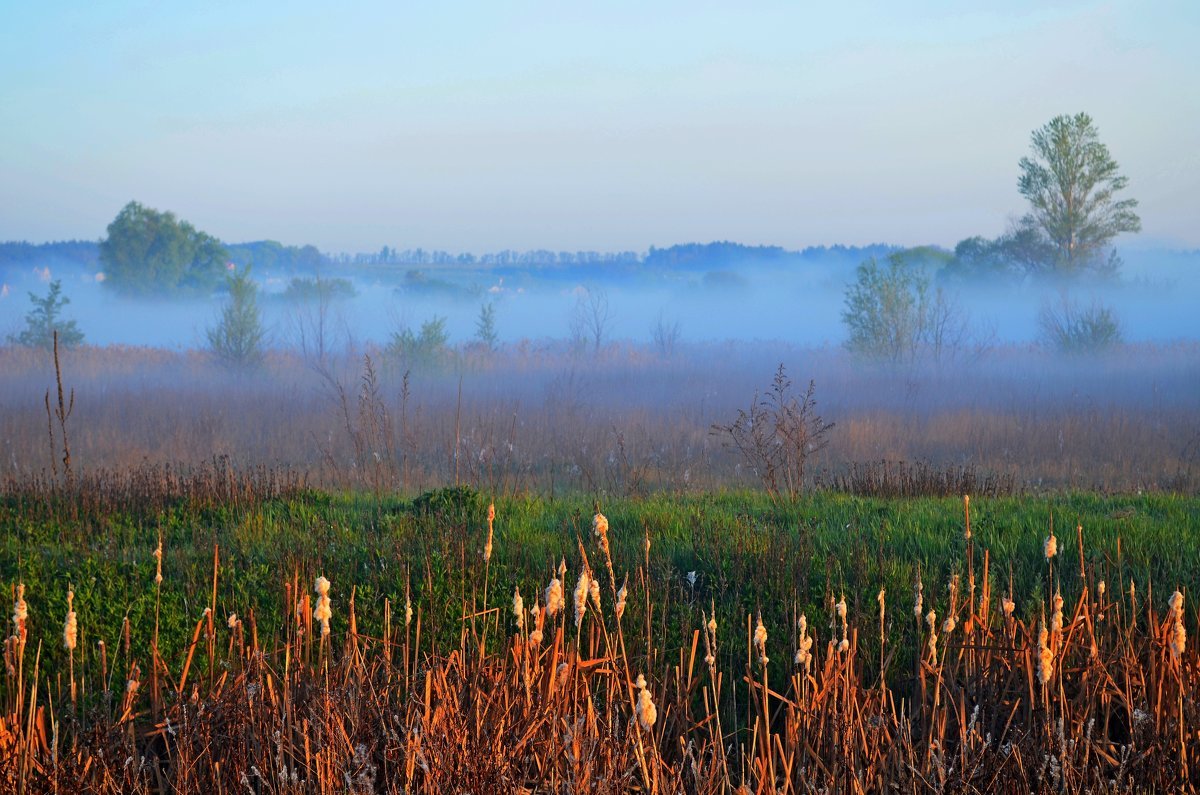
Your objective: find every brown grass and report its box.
[1,507,1197,792]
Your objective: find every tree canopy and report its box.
[99,201,229,296]
[1017,113,1140,277]
[8,279,84,349]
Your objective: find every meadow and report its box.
[1,339,1198,791]
[1,476,1199,791]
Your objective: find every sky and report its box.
[1,1,1198,254]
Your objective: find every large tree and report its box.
[99,201,228,296]
[1017,113,1140,277]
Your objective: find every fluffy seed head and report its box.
[512,587,524,629]
[62,589,77,652]
[1002,596,1016,617]
[636,685,657,731]
[1171,619,1187,659]
[1169,590,1184,618]
[835,596,847,621]
[1044,534,1057,560]
[615,578,628,621]
[545,578,564,617]
[227,613,238,630]
[573,571,591,627]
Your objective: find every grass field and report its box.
[1,484,1198,791]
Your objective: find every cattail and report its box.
[573,570,591,627]
[1171,619,1187,659]
[926,609,938,659]
[963,494,971,540]
[703,612,718,667]
[1097,580,1106,599]
[835,595,847,621]
[635,674,657,731]
[556,662,569,689]
[615,577,628,621]
[643,529,651,560]
[227,613,238,630]
[529,601,543,645]
[877,589,886,623]
[1037,622,1054,684]
[12,584,27,635]
[545,577,564,618]
[1169,590,1186,659]
[588,577,601,610]
[593,512,610,557]
[942,615,956,634]
[512,587,524,629]
[313,576,332,637]
[1050,592,1064,638]
[405,597,413,627]
[483,503,495,563]
[794,613,813,671]
[63,589,77,652]
[1044,533,1057,560]
[1002,596,1016,618]
[914,576,924,620]
[754,613,768,666]
[153,538,163,585]
[925,608,936,632]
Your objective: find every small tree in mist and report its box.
[651,310,681,358]
[1038,294,1122,354]
[842,255,928,362]
[388,316,450,370]
[475,301,498,351]
[9,279,84,349]
[207,265,266,368]
[569,287,611,355]
[711,365,834,503]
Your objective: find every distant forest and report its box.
[0,239,899,280]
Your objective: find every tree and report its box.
[569,287,611,354]
[387,316,450,369]
[99,201,229,296]
[842,255,928,362]
[1017,113,1140,277]
[475,301,498,350]
[207,266,265,368]
[8,280,84,348]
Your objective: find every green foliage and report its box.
[8,279,84,348]
[281,276,356,302]
[1017,113,1141,277]
[387,316,450,369]
[99,201,229,296]
[475,301,498,350]
[3,490,1198,686]
[1038,295,1122,354]
[207,266,266,368]
[842,254,929,361]
[227,240,325,274]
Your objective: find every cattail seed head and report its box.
[925,609,937,632]
[914,577,924,620]
[754,613,768,666]
[62,589,77,652]
[835,596,847,621]
[1169,590,1184,618]
[313,576,332,637]
[512,587,524,629]
[636,683,657,731]
[13,584,27,632]
[1044,534,1057,560]
[1002,596,1016,618]
[153,540,163,585]
[942,615,956,634]
[615,577,628,621]
[573,570,591,628]
[545,577,564,618]
[227,613,238,630]
[1097,580,1106,598]
[1171,619,1187,659]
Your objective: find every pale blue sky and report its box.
[1,1,1197,252]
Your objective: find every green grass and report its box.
[2,487,1197,686]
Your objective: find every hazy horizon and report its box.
[2,1,1198,253]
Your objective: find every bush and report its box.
[8,279,84,349]
[1038,295,1122,353]
[387,316,450,369]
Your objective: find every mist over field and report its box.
[2,243,1198,349]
